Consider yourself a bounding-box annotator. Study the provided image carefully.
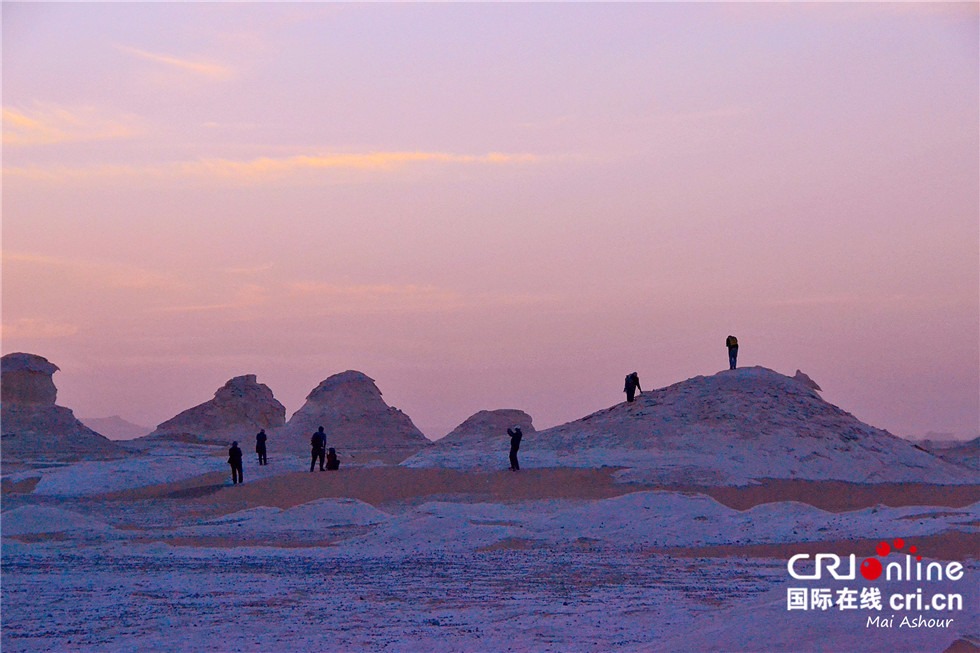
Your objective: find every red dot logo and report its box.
[893,538,904,549]
[861,558,883,581]
[875,541,891,557]
[909,545,917,554]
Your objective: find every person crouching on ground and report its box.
[507,426,523,471]
[228,441,244,485]
[326,447,340,471]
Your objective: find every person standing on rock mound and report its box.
[624,372,642,403]
[507,426,523,471]
[310,426,327,472]
[726,335,739,370]
[228,441,244,485]
[255,429,268,466]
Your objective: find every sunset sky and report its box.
[3,3,977,440]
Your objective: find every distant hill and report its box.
[927,437,980,471]
[79,416,151,440]
[404,367,978,485]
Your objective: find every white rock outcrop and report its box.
[279,371,429,460]
[1,353,121,460]
[405,366,977,485]
[437,409,535,445]
[148,374,285,444]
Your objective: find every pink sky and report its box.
[3,3,978,439]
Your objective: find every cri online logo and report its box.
[787,538,964,582]
[860,538,917,581]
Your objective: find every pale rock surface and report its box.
[279,370,429,459]
[1,353,121,460]
[931,436,980,471]
[792,369,821,391]
[1,352,59,405]
[405,366,978,485]
[147,374,285,444]
[438,409,535,444]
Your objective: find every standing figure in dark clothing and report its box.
[255,429,268,465]
[624,372,642,403]
[310,426,327,472]
[325,447,340,471]
[726,335,739,370]
[228,441,244,484]
[507,426,523,471]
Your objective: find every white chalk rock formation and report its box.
[438,409,535,444]
[148,374,285,444]
[280,371,429,460]
[405,366,978,485]
[1,353,121,460]
[793,369,822,391]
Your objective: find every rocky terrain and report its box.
[277,370,430,463]
[146,374,286,445]
[405,367,976,485]
[1,353,121,463]
[2,360,977,652]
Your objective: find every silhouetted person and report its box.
[255,429,268,465]
[326,447,340,471]
[228,441,243,485]
[726,335,739,370]
[624,371,642,403]
[310,426,327,472]
[507,426,523,471]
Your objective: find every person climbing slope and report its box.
[624,372,642,403]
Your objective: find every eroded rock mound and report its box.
[280,371,429,461]
[405,367,977,485]
[793,370,822,391]
[439,409,535,444]
[1,353,121,461]
[2,352,59,405]
[148,374,285,443]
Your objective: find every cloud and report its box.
[150,284,270,314]
[1,318,79,340]
[286,282,558,316]
[288,282,463,314]
[223,262,275,275]
[183,151,540,178]
[2,104,142,146]
[3,251,182,292]
[116,45,234,80]
[3,150,542,184]
[762,293,952,309]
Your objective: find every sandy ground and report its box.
[98,465,980,513]
[4,464,978,652]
